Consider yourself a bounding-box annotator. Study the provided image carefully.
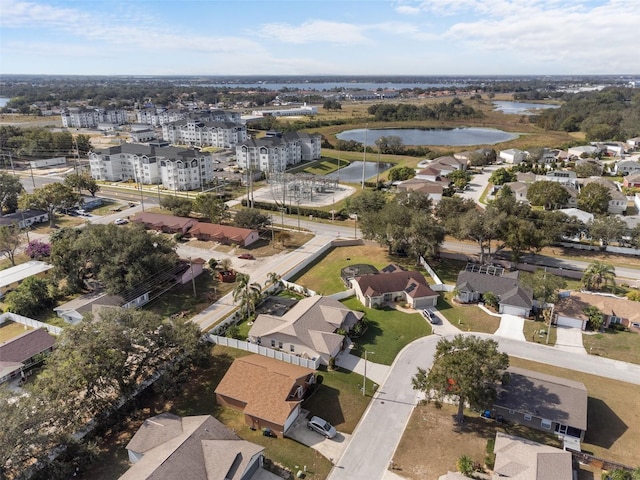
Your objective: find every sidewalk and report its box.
[335,351,390,387]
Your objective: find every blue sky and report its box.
[1,0,638,76]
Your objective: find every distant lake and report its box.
[493,101,560,115]
[191,81,467,91]
[0,97,10,108]
[336,127,518,147]
[326,161,394,183]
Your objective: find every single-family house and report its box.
[492,432,573,480]
[248,296,364,365]
[627,137,640,149]
[0,328,56,384]
[350,264,438,309]
[582,177,627,214]
[414,167,442,182]
[623,172,640,188]
[121,413,268,480]
[455,270,533,317]
[396,178,444,202]
[215,355,315,437]
[0,261,54,298]
[189,223,259,247]
[615,160,640,175]
[494,367,588,441]
[554,291,640,330]
[515,172,536,184]
[0,209,49,229]
[132,212,198,234]
[503,182,529,203]
[568,145,600,158]
[430,156,467,173]
[499,149,527,164]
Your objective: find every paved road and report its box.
[328,333,640,480]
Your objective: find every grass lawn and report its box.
[341,296,432,365]
[302,367,372,434]
[437,292,501,334]
[291,244,432,296]
[430,256,468,284]
[583,328,640,365]
[0,320,33,342]
[79,345,333,480]
[288,156,351,176]
[522,319,557,346]
[394,357,640,479]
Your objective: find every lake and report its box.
[0,97,10,108]
[326,161,394,183]
[336,127,518,147]
[492,101,560,115]
[191,81,468,91]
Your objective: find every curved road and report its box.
[328,333,640,480]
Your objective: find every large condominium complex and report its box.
[89,144,215,191]
[161,120,247,148]
[61,107,128,128]
[136,108,241,127]
[235,132,322,173]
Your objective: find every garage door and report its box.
[500,305,527,317]
[557,316,585,329]
[284,404,300,433]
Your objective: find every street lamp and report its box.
[362,350,375,396]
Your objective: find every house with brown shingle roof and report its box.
[215,355,315,437]
[492,432,573,480]
[555,291,640,330]
[0,328,55,384]
[350,264,438,309]
[396,178,444,202]
[247,296,363,365]
[189,223,259,247]
[493,367,588,441]
[121,413,273,480]
[132,212,198,234]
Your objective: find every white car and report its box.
[307,416,337,439]
[114,218,128,225]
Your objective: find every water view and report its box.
[336,127,518,147]
[492,101,560,115]
[193,81,468,91]
[326,161,394,183]
[0,97,10,108]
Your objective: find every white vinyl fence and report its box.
[206,335,320,370]
[0,312,63,335]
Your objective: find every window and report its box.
[609,316,622,325]
[270,340,276,348]
[278,341,283,349]
[524,414,532,421]
[541,419,552,430]
[290,345,295,352]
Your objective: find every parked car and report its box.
[238,253,255,260]
[307,416,337,439]
[76,209,90,216]
[114,218,128,225]
[422,309,438,325]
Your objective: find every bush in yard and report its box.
[25,240,51,260]
[482,292,499,310]
[456,455,474,476]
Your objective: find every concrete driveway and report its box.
[494,314,526,341]
[555,326,587,355]
[285,410,351,464]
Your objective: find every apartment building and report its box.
[162,120,247,148]
[60,107,128,128]
[136,108,241,127]
[235,132,322,173]
[89,144,214,191]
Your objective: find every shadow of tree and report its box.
[584,397,628,449]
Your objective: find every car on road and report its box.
[238,253,255,260]
[307,416,337,439]
[422,309,438,325]
[114,218,128,225]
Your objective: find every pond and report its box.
[492,101,560,115]
[326,161,394,183]
[336,127,518,147]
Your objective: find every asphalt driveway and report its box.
[555,325,587,355]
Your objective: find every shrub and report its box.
[25,240,51,259]
[456,455,474,476]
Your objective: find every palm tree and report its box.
[233,273,262,319]
[266,272,282,291]
[581,261,616,291]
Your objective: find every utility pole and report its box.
[361,124,368,189]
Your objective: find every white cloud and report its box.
[395,5,421,15]
[259,20,371,45]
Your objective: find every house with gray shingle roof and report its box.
[248,296,363,365]
[455,270,533,317]
[121,413,272,480]
[351,264,438,309]
[0,328,55,384]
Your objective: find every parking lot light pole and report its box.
[362,351,375,396]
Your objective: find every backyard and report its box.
[393,356,640,479]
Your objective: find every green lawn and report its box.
[291,244,432,296]
[341,296,432,365]
[436,292,501,334]
[430,256,468,284]
[583,328,640,365]
[287,156,351,175]
[522,319,557,346]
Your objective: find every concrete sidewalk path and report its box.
[335,352,390,387]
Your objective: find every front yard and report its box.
[341,297,432,365]
[436,292,501,334]
[583,328,640,365]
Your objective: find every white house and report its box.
[0,261,54,298]
[615,160,640,175]
[0,209,49,229]
[499,148,527,164]
[568,145,600,158]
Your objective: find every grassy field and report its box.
[437,292,501,334]
[583,328,640,365]
[393,356,640,479]
[288,156,351,175]
[341,296,432,365]
[0,320,32,342]
[290,243,432,295]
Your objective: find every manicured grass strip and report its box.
[341,297,432,365]
[288,156,351,175]
[436,292,500,334]
[583,329,640,365]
